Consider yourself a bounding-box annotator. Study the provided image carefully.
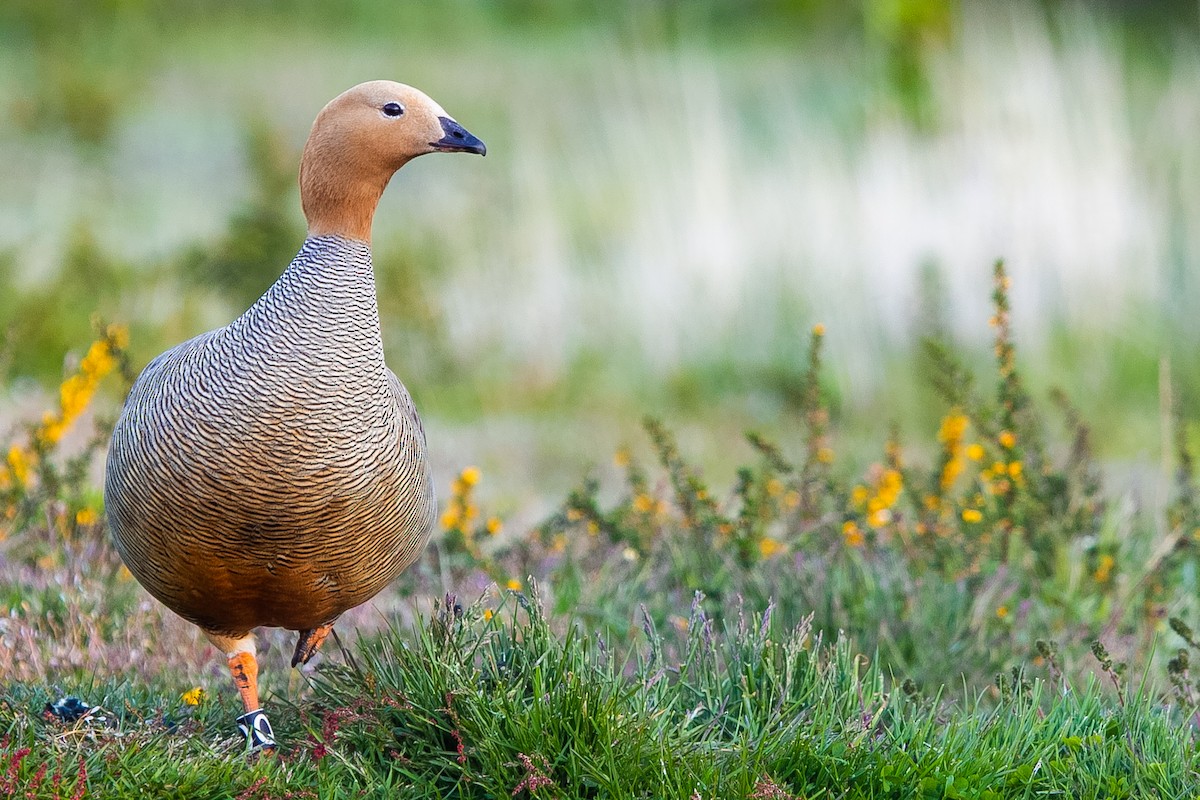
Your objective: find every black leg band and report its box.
[237,709,276,750]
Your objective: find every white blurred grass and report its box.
[0,2,1196,406]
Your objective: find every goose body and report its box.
[104,81,485,749]
[107,236,433,634]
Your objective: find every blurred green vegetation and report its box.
[1,0,1199,462]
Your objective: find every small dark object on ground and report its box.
[44,696,106,724]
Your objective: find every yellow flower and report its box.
[1093,554,1115,583]
[485,516,502,535]
[551,533,567,552]
[181,687,205,706]
[923,494,940,511]
[961,508,983,523]
[998,431,1016,449]
[850,485,869,507]
[965,443,985,461]
[483,608,494,621]
[6,446,31,487]
[566,508,583,522]
[868,508,892,527]
[996,605,1009,619]
[812,323,826,336]
[1007,461,1022,479]
[817,447,834,464]
[937,412,969,445]
[633,493,654,513]
[613,449,630,468]
[759,537,784,558]
[766,478,784,497]
[842,520,865,548]
[460,466,481,487]
[586,520,599,536]
[940,458,963,491]
[783,490,801,509]
[75,508,98,526]
[440,509,460,530]
[505,578,522,591]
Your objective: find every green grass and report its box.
[3,592,1198,799]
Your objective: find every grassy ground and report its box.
[3,594,1199,799]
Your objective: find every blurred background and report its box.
[1,0,1198,511]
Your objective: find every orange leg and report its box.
[291,621,337,667]
[228,651,275,750]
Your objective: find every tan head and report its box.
[299,80,486,242]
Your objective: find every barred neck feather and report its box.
[226,235,386,380]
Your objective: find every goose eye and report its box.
[381,102,405,117]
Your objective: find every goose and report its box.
[105,80,485,749]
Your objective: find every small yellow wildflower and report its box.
[817,447,834,464]
[633,494,655,513]
[965,443,985,461]
[485,516,502,535]
[876,469,903,506]
[551,533,567,553]
[1093,554,1115,583]
[586,520,599,536]
[483,608,494,621]
[998,431,1016,449]
[505,578,522,591]
[842,520,865,548]
[7,446,31,487]
[613,448,630,468]
[940,457,964,491]
[766,478,784,497]
[759,537,784,558]
[566,508,583,522]
[996,605,1009,619]
[850,485,869,507]
[440,509,460,530]
[783,490,801,509]
[460,466,481,487]
[868,508,891,527]
[181,687,206,706]
[937,412,969,445]
[75,508,99,526]
[1007,461,1022,479]
[812,323,826,336]
[962,508,983,523]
